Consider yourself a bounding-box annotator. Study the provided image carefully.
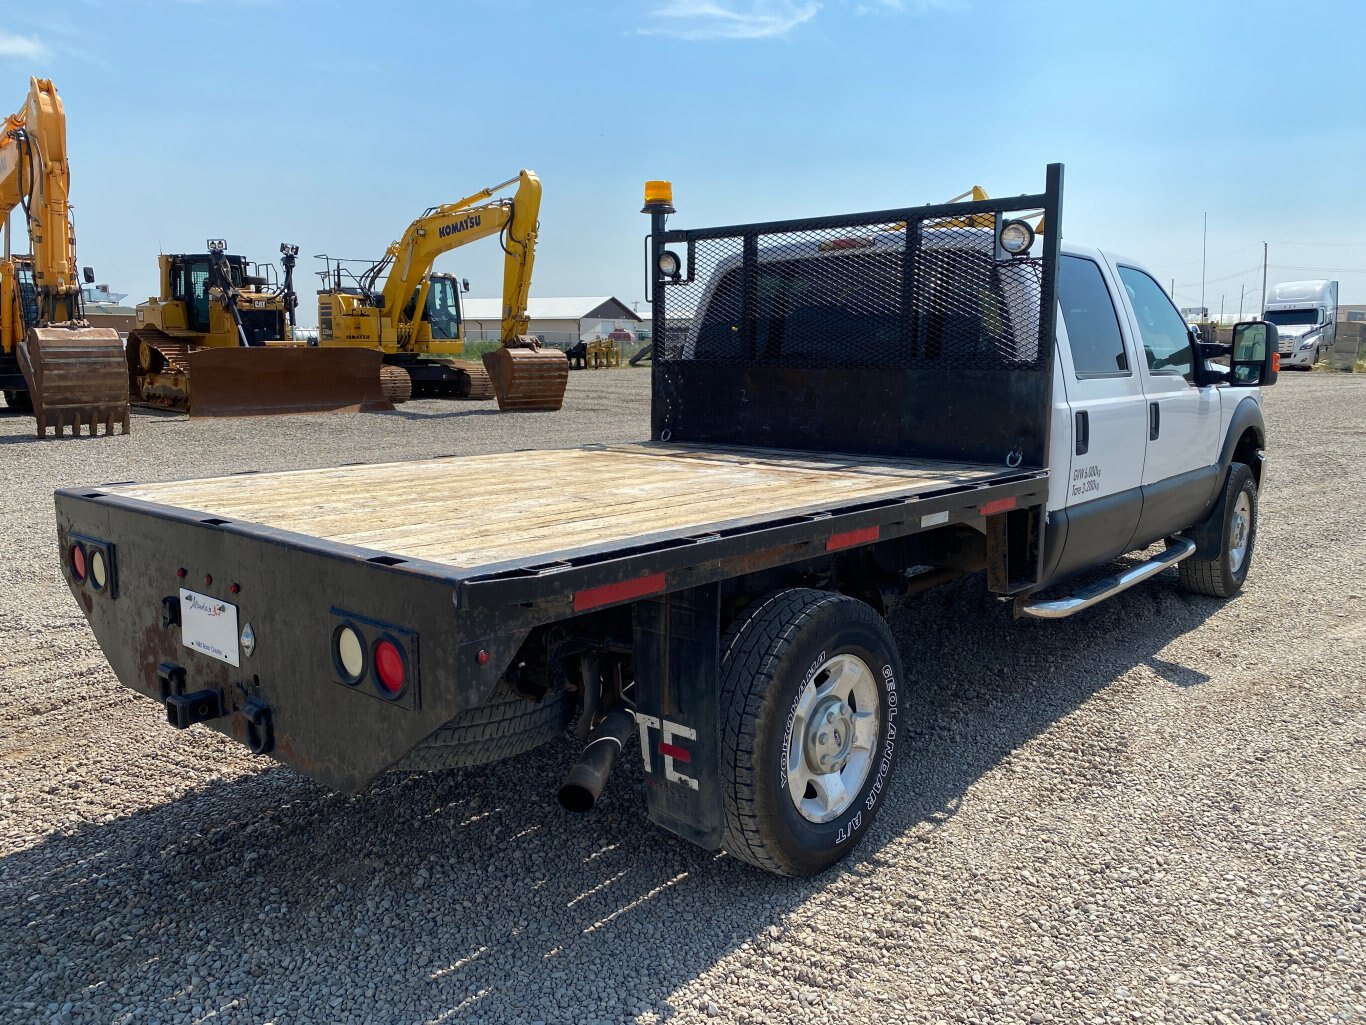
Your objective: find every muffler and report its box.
[557,707,636,813]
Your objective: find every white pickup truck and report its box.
[55,165,1279,876]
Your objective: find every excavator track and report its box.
[387,357,494,400]
[18,325,131,438]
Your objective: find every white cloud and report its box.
[851,0,959,12]
[0,30,48,60]
[642,1,821,40]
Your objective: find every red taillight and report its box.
[374,639,405,695]
[70,543,87,582]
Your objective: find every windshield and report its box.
[1264,308,1322,327]
[424,277,462,340]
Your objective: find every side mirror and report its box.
[462,278,471,293]
[83,266,95,284]
[1228,321,1278,387]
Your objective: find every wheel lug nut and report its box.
[817,732,829,745]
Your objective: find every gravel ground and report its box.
[0,370,1361,1025]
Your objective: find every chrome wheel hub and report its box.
[1229,491,1252,574]
[786,653,880,823]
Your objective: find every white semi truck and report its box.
[1264,279,1338,369]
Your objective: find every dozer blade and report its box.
[18,326,131,438]
[482,345,569,412]
[185,347,393,418]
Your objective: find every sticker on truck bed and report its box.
[179,588,240,667]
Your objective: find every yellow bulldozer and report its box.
[127,240,391,417]
[317,169,568,411]
[1,77,128,438]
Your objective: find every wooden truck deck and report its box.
[106,442,1014,571]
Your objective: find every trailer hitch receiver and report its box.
[156,660,225,729]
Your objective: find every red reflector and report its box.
[659,741,691,763]
[980,496,1018,517]
[826,525,879,552]
[374,639,406,694]
[574,572,667,612]
[69,543,86,582]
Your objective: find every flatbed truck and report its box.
[55,166,1278,876]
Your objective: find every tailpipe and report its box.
[557,707,636,813]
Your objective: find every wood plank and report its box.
[109,443,1009,570]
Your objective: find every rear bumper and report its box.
[55,490,520,793]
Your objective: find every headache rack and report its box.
[646,164,1064,469]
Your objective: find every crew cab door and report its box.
[1113,264,1223,544]
[1045,251,1148,581]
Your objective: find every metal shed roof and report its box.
[462,296,642,321]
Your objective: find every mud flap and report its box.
[185,346,392,417]
[19,326,130,438]
[631,583,725,850]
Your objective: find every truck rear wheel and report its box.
[393,680,568,772]
[1178,463,1258,598]
[719,589,903,877]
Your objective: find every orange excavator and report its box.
[0,77,128,437]
[316,170,567,411]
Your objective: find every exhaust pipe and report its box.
[557,707,636,813]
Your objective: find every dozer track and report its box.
[18,325,131,438]
[130,327,393,417]
[482,341,569,412]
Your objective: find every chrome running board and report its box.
[1014,537,1197,620]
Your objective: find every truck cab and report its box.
[1264,279,1338,369]
[1045,243,1266,585]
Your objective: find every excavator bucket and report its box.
[185,346,393,418]
[18,326,131,438]
[482,340,569,412]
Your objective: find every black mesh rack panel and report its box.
[647,164,1063,468]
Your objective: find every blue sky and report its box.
[4,0,1365,324]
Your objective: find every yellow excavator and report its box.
[126,239,391,417]
[1,77,128,437]
[317,170,568,411]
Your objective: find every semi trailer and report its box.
[54,165,1278,876]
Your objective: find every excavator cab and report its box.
[424,273,463,341]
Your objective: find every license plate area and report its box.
[179,588,240,667]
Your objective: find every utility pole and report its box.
[1260,242,1268,313]
[1170,277,1175,297]
[1220,294,1225,323]
[1200,212,1207,318]
[1239,284,1246,320]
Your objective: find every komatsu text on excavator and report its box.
[317,170,568,411]
[1,77,128,437]
[126,239,390,418]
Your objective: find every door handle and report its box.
[1149,402,1160,440]
[1075,410,1089,455]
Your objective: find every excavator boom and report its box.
[1,77,129,437]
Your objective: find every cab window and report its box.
[1118,266,1192,380]
[1058,255,1128,377]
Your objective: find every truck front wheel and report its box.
[1177,463,1258,598]
[719,589,903,877]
